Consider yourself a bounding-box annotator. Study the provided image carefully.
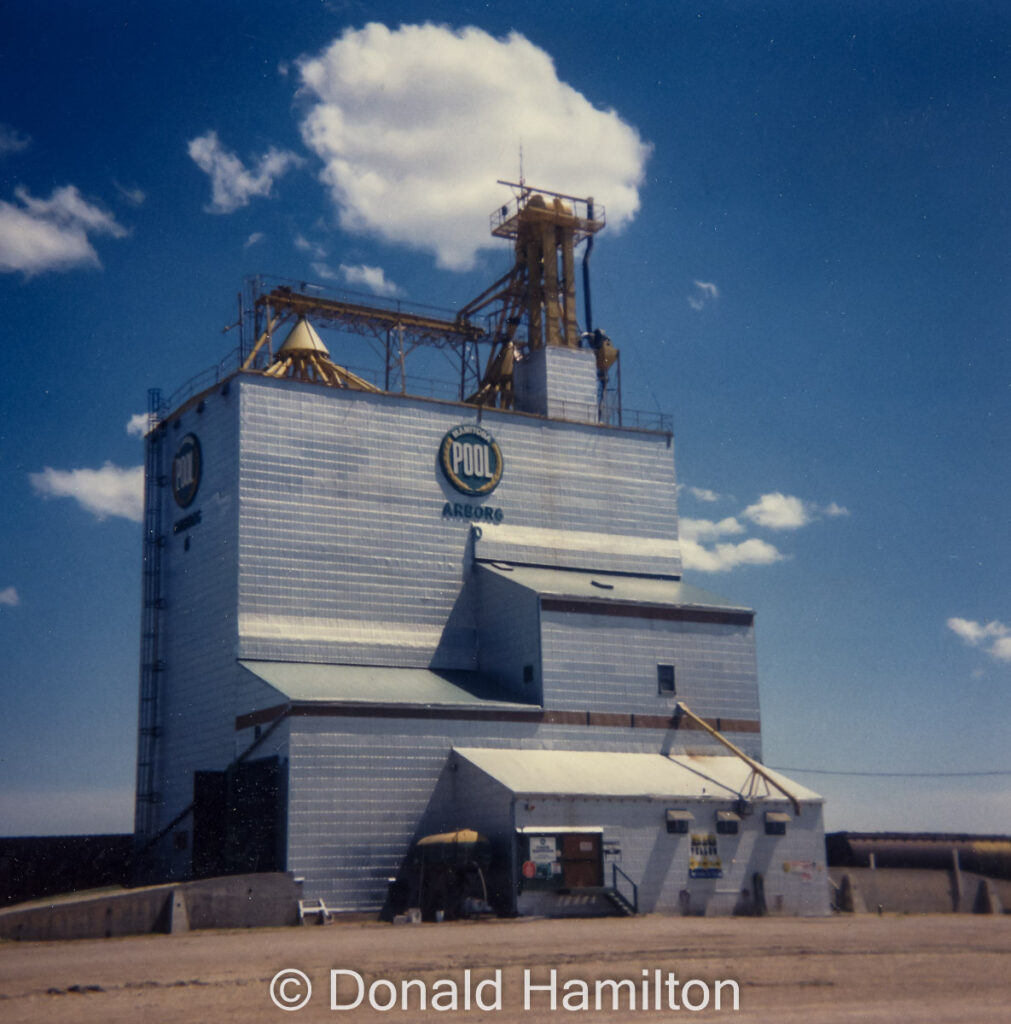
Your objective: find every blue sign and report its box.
[439,424,503,496]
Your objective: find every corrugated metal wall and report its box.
[145,366,805,911]
[235,377,679,667]
[148,390,242,878]
[540,610,761,757]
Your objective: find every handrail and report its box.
[611,863,639,914]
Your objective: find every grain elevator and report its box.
[133,185,828,917]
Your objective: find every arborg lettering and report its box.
[442,502,504,523]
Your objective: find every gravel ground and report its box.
[2,913,1010,1023]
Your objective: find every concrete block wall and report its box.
[512,795,828,917]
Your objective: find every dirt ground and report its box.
[1,913,1009,1023]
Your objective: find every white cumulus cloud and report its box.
[188,131,303,214]
[0,586,19,607]
[126,413,150,437]
[992,636,1011,662]
[947,617,1011,662]
[681,537,785,573]
[297,22,650,270]
[338,262,401,297]
[30,463,144,523]
[680,488,848,572]
[0,185,127,275]
[680,517,746,542]
[743,492,813,530]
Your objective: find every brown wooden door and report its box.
[560,834,603,888]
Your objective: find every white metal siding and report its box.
[235,377,679,667]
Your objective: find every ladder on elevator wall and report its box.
[134,387,166,848]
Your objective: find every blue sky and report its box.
[1,1,1009,837]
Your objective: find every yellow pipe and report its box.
[674,701,802,815]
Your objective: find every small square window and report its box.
[765,812,789,836]
[522,664,534,684]
[657,664,675,694]
[666,809,693,834]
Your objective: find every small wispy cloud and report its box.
[682,485,725,503]
[0,586,20,607]
[338,262,401,297]
[947,617,1011,663]
[688,280,720,311]
[30,463,144,522]
[187,131,303,214]
[295,234,328,260]
[0,123,31,157]
[113,181,146,207]
[0,185,127,275]
[244,231,265,249]
[823,501,850,517]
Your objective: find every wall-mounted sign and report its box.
[689,833,723,879]
[172,433,202,508]
[523,835,562,883]
[439,424,503,496]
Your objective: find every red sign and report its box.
[521,860,536,879]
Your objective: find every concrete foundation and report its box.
[0,872,301,941]
[830,867,1011,914]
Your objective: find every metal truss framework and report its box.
[243,280,489,401]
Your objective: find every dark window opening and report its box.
[522,664,534,684]
[657,664,675,694]
[765,812,789,836]
[665,809,692,834]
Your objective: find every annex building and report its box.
[134,186,828,917]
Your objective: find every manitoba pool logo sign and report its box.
[439,424,503,496]
[171,433,202,508]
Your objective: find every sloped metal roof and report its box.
[477,562,752,613]
[454,747,821,803]
[239,661,535,709]
[473,523,681,578]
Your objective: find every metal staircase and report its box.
[579,864,639,916]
